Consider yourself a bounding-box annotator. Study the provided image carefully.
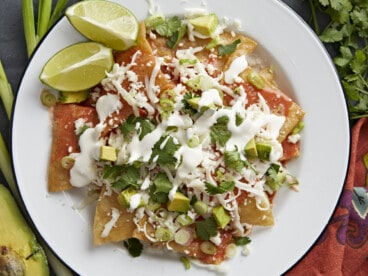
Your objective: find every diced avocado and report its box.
[247,71,265,90]
[117,187,144,209]
[244,138,258,158]
[167,192,190,213]
[189,13,219,36]
[212,206,231,229]
[100,145,117,162]
[0,185,49,276]
[256,142,272,161]
[59,90,89,103]
[186,95,217,112]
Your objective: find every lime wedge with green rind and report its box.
[39,42,113,92]
[66,1,139,50]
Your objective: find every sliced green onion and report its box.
[176,214,193,226]
[159,98,174,112]
[174,227,194,246]
[292,121,305,135]
[225,243,237,259]
[179,59,198,65]
[193,200,208,216]
[40,89,57,107]
[180,256,191,270]
[200,241,217,255]
[155,227,174,242]
[61,156,75,169]
[187,135,200,148]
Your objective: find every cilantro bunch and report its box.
[308,0,368,121]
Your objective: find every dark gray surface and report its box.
[0,0,312,274]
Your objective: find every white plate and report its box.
[12,0,350,275]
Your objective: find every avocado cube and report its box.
[167,192,190,213]
[59,90,89,103]
[256,142,272,161]
[244,138,258,158]
[189,13,219,36]
[212,206,231,229]
[100,146,117,162]
[117,187,137,208]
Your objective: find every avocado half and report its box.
[0,184,49,276]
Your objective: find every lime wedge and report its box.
[39,42,113,91]
[66,1,139,50]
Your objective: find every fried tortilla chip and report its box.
[48,103,98,192]
[93,187,136,245]
[239,195,274,226]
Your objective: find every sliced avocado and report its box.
[59,90,89,103]
[256,142,272,161]
[0,185,49,276]
[189,13,219,36]
[244,138,258,158]
[100,145,117,162]
[167,192,190,213]
[212,206,231,229]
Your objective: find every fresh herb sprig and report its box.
[308,0,368,121]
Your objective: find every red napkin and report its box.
[287,118,368,275]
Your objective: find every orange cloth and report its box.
[287,118,368,275]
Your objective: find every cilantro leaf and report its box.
[195,216,218,241]
[152,16,182,37]
[210,116,231,147]
[167,24,187,49]
[112,165,140,190]
[150,135,180,167]
[224,150,244,173]
[205,181,235,195]
[123,238,143,257]
[149,172,173,203]
[234,236,251,246]
[121,115,155,141]
[218,39,241,56]
[102,164,124,180]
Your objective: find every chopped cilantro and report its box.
[224,149,244,173]
[123,238,143,257]
[152,16,182,37]
[210,116,231,147]
[195,216,218,241]
[205,180,235,195]
[150,135,180,168]
[111,165,140,190]
[148,16,186,49]
[150,172,173,203]
[121,115,156,141]
[218,39,241,56]
[167,24,187,49]
[234,236,251,246]
[102,164,123,180]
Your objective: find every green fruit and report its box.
[0,184,49,276]
[39,42,113,91]
[66,0,139,50]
